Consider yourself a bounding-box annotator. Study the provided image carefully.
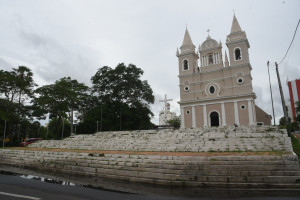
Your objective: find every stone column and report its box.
[203,105,207,127]
[192,106,196,128]
[234,101,240,125]
[221,103,226,126]
[181,108,185,128]
[252,101,257,124]
[248,100,254,125]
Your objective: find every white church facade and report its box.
[159,94,177,125]
[159,103,177,125]
[177,15,271,128]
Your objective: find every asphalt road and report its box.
[1,174,300,200]
[0,174,177,200]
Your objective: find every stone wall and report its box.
[0,149,300,188]
[30,126,292,152]
[1,126,299,188]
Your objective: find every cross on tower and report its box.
[207,29,210,37]
[159,94,173,124]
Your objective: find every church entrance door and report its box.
[210,111,219,127]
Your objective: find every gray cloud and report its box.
[0,0,299,125]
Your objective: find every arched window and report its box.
[183,59,188,70]
[209,86,215,94]
[235,48,242,60]
[210,111,219,126]
[208,54,213,64]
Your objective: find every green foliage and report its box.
[290,122,299,132]
[91,63,154,105]
[78,63,155,133]
[167,117,181,128]
[32,77,89,119]
[279,113,300,133]
[1,63,156,143]
[0,66,37,146]
[291,134,300,158]
[46,118,71,139]
[279,116,291,126]
[32,77,89,137]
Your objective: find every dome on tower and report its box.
[200,36,220,51]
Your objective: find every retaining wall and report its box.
[1,149,300,188]
[30,126,293,152]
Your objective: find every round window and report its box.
[186,110,190,114]
[240,105,246,110]
[237,78,244,84]
[209,86,215,94]
[184,86,189,91]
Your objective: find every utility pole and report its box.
[100,105,102,132]
[46,114,49,139]
[70,109,74,135]
[61,118,64,140]
[119,110,122,131]
[96,121,99,133]
[46,126,48,140]
[3,120,6,147]
[267,61,276,125]
[275,62,290,136]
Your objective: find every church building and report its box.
[177,15,271,128]
[159,102,177,125]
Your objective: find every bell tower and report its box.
[199,32,223,72]
[226,14,250,66]
[177,28,199,76]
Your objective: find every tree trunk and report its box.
[70,108,73,134]
[54,116,61,138]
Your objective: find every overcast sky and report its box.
[0,0,299,125]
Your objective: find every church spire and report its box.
[182,28,194,46]
[180,28,196,54]
[230,14,242,33]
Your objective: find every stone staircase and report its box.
[0,149,300,188]
[30,126,292,152]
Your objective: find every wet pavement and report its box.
[1,165,300,199]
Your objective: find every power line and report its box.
[278,18,300,65]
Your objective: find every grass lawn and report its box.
[292,133,300,157]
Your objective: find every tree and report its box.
[279,116,291,126]
[0,66,37,144]
[32,77,89,138]
[295,101,300,123]
[79,63,155,132]
[91,63,154,106]
[167,117,181,128]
